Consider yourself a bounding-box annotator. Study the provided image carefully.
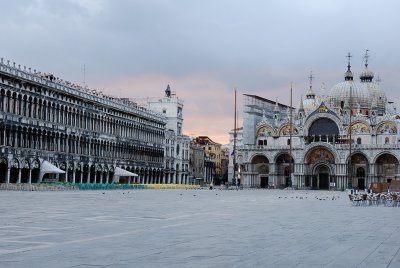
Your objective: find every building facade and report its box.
[0,58,166,184]
[194,136,222,183]
[189,141,205,185]
[147,86,191,184]
[220,146,229,185]
[236,57,400,190]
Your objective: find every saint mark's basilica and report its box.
[236,52,400,190]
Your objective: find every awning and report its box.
[39,160,65,182]
[114,167,138,177]
[41,160,66,174]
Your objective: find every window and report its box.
[263,140,267,145]
[357,137,361,144]
[287,139,291,145]
[385,137,390,144]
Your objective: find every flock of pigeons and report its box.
[277,193,341,201]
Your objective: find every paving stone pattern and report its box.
[1,189,400,268]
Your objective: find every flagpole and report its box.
[233,89,237,187]
[289,83,293,188]
[349,83,353,189]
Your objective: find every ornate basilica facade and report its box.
[237,57,400,190]
[0,58,166,184]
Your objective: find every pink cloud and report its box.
[92,73,237,144]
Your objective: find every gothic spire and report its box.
[360,49,374,82]
[306,71,315,99]
[345,52,353,81]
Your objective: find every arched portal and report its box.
[31,159,40,183]
[10,159,19,183]
[0,158,7,183]
[250,154,269,188]
[349,153,369,189]
[305,147,336,189]
[95,165,102,184]
[375,153,399,183]
[83,164,89,183]
[313,164,330,190]
[90,165,96,183]
[275,153,294,188]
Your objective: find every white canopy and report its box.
[41,161,66,174]
[39,160,65,182]
[114,167,138,177]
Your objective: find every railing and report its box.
[242,143,400,151]
[0,59,166,123]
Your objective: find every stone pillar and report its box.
[72,170,76,183]
[28,169,32,184]
[18,168,21,183]
[6,167,10,184]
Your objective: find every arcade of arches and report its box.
[244,148,400,189]
[0,157,165,184]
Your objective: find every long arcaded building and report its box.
[0,58,166,184]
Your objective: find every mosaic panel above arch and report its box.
[256,125,275,137]
[279,123,299,136]
[350,152,369,164]
[377,121,397,134]
[351,122,370,134]
[374,152,399,164]
[250,154,270,164]
[305,147,335,164]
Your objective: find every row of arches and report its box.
[257,117,397,140]
[0,126,163,162]
[0,88,164,144]
[0,158,165,184]
[245,147,399,189]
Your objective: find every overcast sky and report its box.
[1,0,400,144]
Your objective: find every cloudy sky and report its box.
[1,0,400,144]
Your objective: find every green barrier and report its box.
[38,182,199,190]
[75,183,146,190]
[39,182,146,190]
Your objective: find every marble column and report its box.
[18,168,21,183]
[6,167,10,184]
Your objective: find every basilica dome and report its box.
[328,80,371,110]
[364,82,387,114]
[302,98,317,112]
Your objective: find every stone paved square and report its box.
[1,189,400,268]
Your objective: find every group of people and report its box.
[348,191,400,207]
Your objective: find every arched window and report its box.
[357,137,361,144]
[263,140,267,145]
